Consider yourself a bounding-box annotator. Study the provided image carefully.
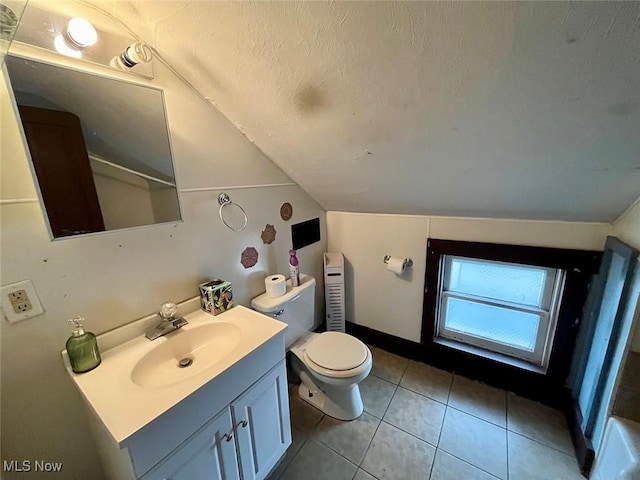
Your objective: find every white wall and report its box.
[0,53,325,479]
[92,161,182,230]
[327,211,611,343]
[91,160,157,230]
[613,199,640,352]
[150,185,181,224]
[614,198,640,250]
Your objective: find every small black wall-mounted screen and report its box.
[291,217,321,250]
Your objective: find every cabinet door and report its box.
[141,409,240,480]
[233,361,291,480]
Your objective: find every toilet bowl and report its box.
[290,331,372,420]
[251,275,372,420]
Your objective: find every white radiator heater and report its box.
[324,252,345,332]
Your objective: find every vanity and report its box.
[63,302,291,480]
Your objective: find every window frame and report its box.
[421,239,602,405]
[435,254,566,368]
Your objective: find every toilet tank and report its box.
[251,274,316,349]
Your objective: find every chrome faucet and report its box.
[145,302,188,340]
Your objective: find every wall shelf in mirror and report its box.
[89,154,177,189]
[5,50,182,239]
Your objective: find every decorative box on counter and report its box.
[199,279,234,315]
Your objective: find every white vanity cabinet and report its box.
[140,361,290,480]
[233,362,291,480]
[74,307,293,480]
[141,409,239,480]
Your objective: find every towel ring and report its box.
[218,193,248,232]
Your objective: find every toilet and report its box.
[251,274,372,420]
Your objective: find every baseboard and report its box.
[566,398,594,478]
[346,321,572,410]
[345,321,421,360]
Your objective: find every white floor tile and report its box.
[507,393,573,454]
[353,469,377,480]
[439,407,507,479]
[400,361,452,403]
[369,346,410,384]
[430,449,500,480]
[360,374,397,418]
[383,387,445,446]
[280,439,357,480]
[361,421,436,480]
[313,412,380,464]
[283,350,580,480]
[508,431,582,480]
[448,375,506,427]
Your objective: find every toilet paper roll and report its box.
[386,256,406,276]
[265,274,287,298]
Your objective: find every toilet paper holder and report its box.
[383,255,413,269]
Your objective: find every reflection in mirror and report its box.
[6,55,182,238]
[0,2,27,68]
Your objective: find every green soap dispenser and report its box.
[66,316,101,373]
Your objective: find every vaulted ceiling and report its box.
[67,2,640,221]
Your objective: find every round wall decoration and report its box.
[240,247,259,269]
[280,202,293,221]
[261,224,277,245]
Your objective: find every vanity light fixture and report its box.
[15,4,155,77]
[110,42,153,71]
[54,17,97,58]
[66,17,98,49]
[53,34,81,58]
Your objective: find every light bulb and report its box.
[66,17,97,48]
[54,34,81,58]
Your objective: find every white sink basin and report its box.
[63,304,287,444]
[131,322,242,388]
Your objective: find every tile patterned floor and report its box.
[268,345,583,480]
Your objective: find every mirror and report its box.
[5,55,182,238]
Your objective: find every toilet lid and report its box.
[305,332,368,371]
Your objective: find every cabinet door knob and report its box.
[239,420,248,428]
[222,431,234,442]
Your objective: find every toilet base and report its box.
[297,371,364,421]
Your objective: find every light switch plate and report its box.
[1,280,45,323]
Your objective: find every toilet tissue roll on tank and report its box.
[265,274,287,298]
[386,257,407,275]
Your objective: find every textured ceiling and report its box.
[88,2,639,221]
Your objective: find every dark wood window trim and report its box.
[421,238,602,407]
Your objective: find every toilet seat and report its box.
[303,332,371,379]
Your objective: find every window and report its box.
[422,239,602,404]
[436,256,565,367]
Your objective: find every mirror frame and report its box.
[5,45,183,240]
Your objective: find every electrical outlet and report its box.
[8,289,32,314]
[1,280,45,323]
[12,299,32,313]
[8,290,27,302]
